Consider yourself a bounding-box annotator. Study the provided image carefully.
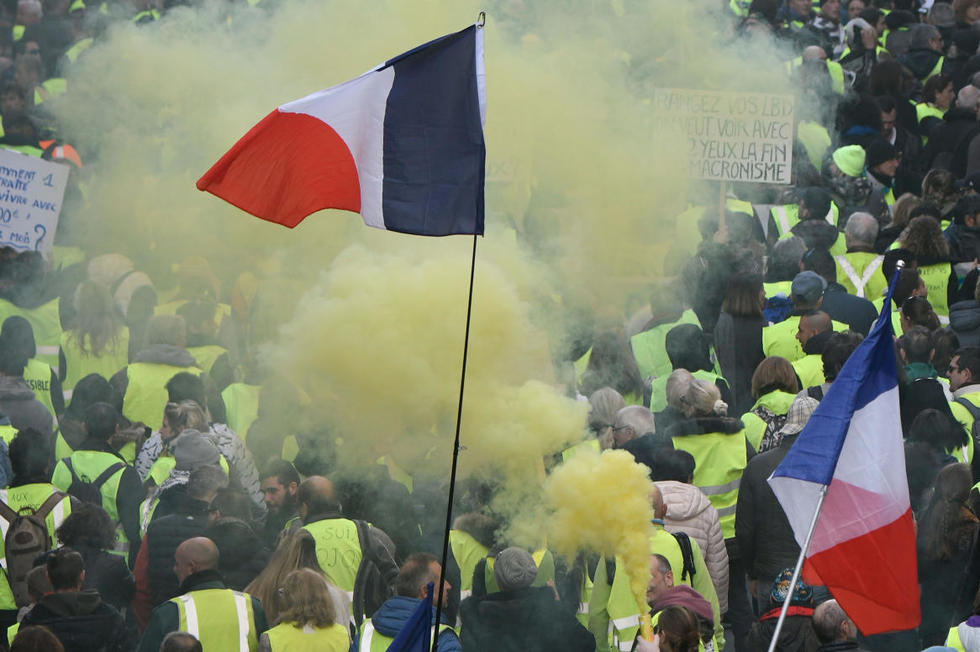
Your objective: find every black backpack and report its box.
[751,405,789,454]
[0,491,66,607]
[62,458,125,506]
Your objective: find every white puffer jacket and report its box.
[656,480,730,613]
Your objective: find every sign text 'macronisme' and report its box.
[652,89,795,185]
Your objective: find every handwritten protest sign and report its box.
[0,148,69,258]
[652,89,795,184]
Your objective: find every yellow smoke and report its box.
[544,449,655,609]
[47,0,804,542]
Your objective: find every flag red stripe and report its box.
[196,110,360,228]
[804,509,920,634]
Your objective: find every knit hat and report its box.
[865,138,900,169]
[172,429,221,471]
[791,271,827,305]
[832,145,865,178]
[649,585,714,623]
[493,547,537,591]
[770,568,814,607]
[779,396,820,436]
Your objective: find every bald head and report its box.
[801,310,832,333]
[174,537,219,583]
[297,475,341,522]
[802,45,827,61]
[650,485,666,519]
[844,212,878,249]
[813,599,856,644]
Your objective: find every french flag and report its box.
[197,24,486,236]
[768,275,920,634]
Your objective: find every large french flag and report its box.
[768,276,920,634]
[197,24,486,236]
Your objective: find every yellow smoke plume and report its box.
[544,449,655,609]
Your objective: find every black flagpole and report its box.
[431,230,478,651]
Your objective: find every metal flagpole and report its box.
[766,485,829,652]
[431,230,479,652]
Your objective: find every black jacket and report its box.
[923,107,980,175]
[900,47,943,80]
[820,282,878,336]
[146,498,210,607]
[459,586,594,652]
[714,312,765,415]
[791,219,841,252]
[37,543,135,613]
[736,433,801,586]
[205,518,269,591]
[20,590,134,652]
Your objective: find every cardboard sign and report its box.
[0,147,69,258]
[653,88,795,184]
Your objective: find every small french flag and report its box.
[768,273,920,634]
[197,24,486,236]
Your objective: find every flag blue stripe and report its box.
[771,270,900,486]
[380,25,486,236]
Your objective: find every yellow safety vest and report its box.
[266,622,349,652]
[919,263,951,322]
[764,280,793,298]
[589,555,642,652]
[834,252,886,300]
[762,316,849,363]
[63,37,93,64]
[771,202,839,238]
[792,353,826,389]
[50,451,129,556]
[949,395,980,464]
[561,438,600,463]
[946,622,973,651]
[33,78,66,106]
[358,620,454,652]
[22,357,55,416]
[672,429,748,539]
[449,529,489,599]
[0,298,61,372]
[59,328,130,399]
[302,519,362,593]
[171,588,259,652]
[221,383,259,440]
[187,344,227,374]
[629,309,702,381]
[122,362,202,430]
[0,483,71,609]
[650,369,728,413]
[741,390,797,451]
[797,121,832,169]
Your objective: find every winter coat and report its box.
[714,312,765,416]
[20,590,134,652]
[143,499,210,608]
[900,47,943,81]
[362,596,461,652]
[923,106,980,175]
[736,433,802,587]
[655,480,729,613]
[70,542,135,613]
[459,586,594,652]
[820,283,878,336]
[952,300,980,348]
[747,610,820,652]
[0,375,53,437]
[945,223,980,264]
[791,219,841,251]
[205,518,269,591]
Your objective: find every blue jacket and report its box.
[363,596,461,652]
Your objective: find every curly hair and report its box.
[899,216,950,260]
[918,463,978,561]
[55,502,117,551]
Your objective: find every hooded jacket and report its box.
[952,300,980,348]
[20,589,134,652]
[0,374,53,437]
[364,596,461,652]
[459,586,594,652]
[656,480,729,613]
[791,219,841,252]
[945,223,980,264]
[900,47,943,80]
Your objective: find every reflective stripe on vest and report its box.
[671,431,747,539]
[303,519,362,592]
[834,254,883,299]
[772,205,793,236]
[173,589,256,652]
[359,620,454,652]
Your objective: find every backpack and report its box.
[953,398,980,464]
[0,491,66,607]
[351,519,397,628]
[62,458,125,506]
[672,531,697,584]
[751,405,789,453]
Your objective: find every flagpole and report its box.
[766,485,828,652]
[432,231,479,652]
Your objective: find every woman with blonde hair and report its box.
[258,568,350,651]
[663,370,751,635]
[899,215,954,322]
[246,527,351,627]
[876,193,920,250]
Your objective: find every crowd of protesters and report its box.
[2,0,980,651]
